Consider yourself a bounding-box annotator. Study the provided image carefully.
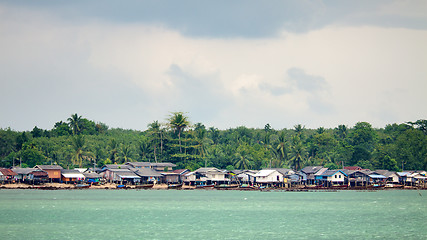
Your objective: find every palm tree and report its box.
[208,127,220,144]
[168,112,190,153]
[294,124,305,138]
[120,144,133,163]
[148,120,162,163]
[67,113,83,135]
[138,138,150,162]
[108,139,119,163]
[234,148,253,170]
[71,135,93,167]
[276,131,288,163]
[289,135,306,171]
[193,123,212,167]
[336,124,348,139]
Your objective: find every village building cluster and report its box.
[1,162,426,189]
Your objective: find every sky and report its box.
[1,0,426,131]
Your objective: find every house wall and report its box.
[327,172,345,183]
[164,175,180,183]
[45,170,61,179]
[183,174,196,182]
[207,173,226,181]
[62,177,78,182]
[256,171,283,183]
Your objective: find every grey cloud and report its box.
[3,0,426,38]
[166,64,229,123]
[258,68,327,96]
[287,68,327,92]
[0,50,150,131]
[307,96,335,115]
[259,83,292,96]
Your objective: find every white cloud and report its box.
[1,4,426,131]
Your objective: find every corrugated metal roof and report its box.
[368,174,386,179]
[0,168,17,176]
[117,172,141,179]
[254,170,278,177]
[36,165,63,170]
[62,173,85,179]
[135,168,163,177]
[11,167,36,175]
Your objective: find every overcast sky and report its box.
[1,0,426,131]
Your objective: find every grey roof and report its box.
[126,162,176,168]
[135,168,163,177]
[151,162,176,167]
[319,170,347,176]
[264,168,295,176]
[109,168,134,173]
[116,171,141,178]
[126,162,151,168]
[194,167,224,174]
[301,166,324,174]
[83,172,101,178]
[61,169,82,174]
[103,164,130,169]
[341,169,355,176]
[36,165,63,170]
[374,170,397,177]
[368,174,386,179]
[313,168,328,176]
[11,167,36,175]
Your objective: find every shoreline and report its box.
[1,183,425,191]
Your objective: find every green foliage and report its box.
[0,115,426,171]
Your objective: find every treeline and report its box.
[0,113,426,171]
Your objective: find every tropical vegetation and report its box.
[1,113,426,172]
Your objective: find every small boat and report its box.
[168,184,182,189]
[75,184,90,189]
[135,184,154,189]
[195,184,215,189]
[239,184,257,190]
[214,184,239,189]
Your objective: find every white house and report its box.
[315,170,347,185]
[183,168,229,185]
[254,170,284,185]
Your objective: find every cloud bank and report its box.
[0,1,426,131]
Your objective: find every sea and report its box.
[0,189,426,240]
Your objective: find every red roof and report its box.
[344,166,362,171]
[0,168,18,176]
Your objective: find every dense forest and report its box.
[1,113,426,172]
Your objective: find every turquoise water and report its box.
[0,189,426,239]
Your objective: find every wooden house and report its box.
[183,167,229,186]
[134,168,162,183]
[346,170,386,187]
[302,166,328,185]
[101,168,140,184]
[161,172,181,184]
[11,167,34,182]
[0,168,17,183]
[28,169,49,183]
[233,170,258,185]
[374,170,399,184]
[35,165,63,182]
